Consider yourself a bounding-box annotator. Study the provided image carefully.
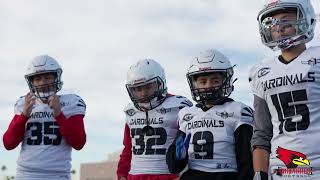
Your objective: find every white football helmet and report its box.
[187,49,234,106]
[25,55,63,101]
[126,59,167,111]
[257,0,316,50]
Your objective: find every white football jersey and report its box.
[179,100,253,173]
[124,95,192,175]
[249,46,320,171]
[14,94,86,177]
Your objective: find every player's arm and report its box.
[55,112,86,150]
[117,123,132,180]
[166,130,189,174]
[235,124,254,180]
[251,95,272,180]
[50,95,86,150]
[3,114,29,150]
[3,94,34,150]
[235,105,254,180]
[166,104,191,174]
[253,148,269,180]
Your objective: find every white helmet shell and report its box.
[187,49,233,75]
[126,59,167,111]
[25,55,62,76]
[187,49,234,105]
[257,0,316,50]
[127,59,166,88]
[25,55,63,100]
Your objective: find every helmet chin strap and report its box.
[196,98,224,111]
[137,96,160,111]
[137,97,163,135]
[35,91,55,103]
[195,103,212,112]
[137,102,151,110]
[142,110,154,135]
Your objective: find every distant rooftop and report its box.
[80,161,117,180]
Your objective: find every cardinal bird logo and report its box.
[276,146,310,168]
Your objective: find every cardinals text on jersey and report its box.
[14,94,86,175]
[178,100,253,173]
[123,95,192,175]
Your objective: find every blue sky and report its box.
[0,0,319,179]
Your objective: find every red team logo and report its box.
[275,146,313,178]
[267,0,279,6]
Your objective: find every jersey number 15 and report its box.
[271,89,310,134]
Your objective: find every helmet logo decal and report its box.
[199,67,210,71]
[133,78,146,84]
[267,0,279,6]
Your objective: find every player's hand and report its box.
[48,95,61,117]
[176,133,191,160]
[119,177,126,180]
[22,92,36,117]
